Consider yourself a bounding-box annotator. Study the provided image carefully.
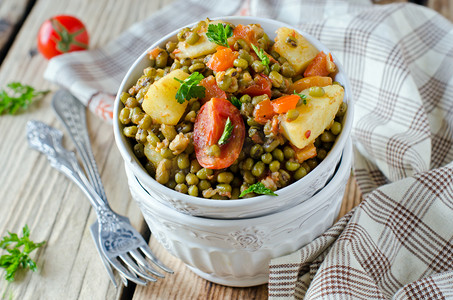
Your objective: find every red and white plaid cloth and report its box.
[44,0,453,298]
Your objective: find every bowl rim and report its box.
[113,15,354,208]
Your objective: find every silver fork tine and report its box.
[90,222,118,288]
[119,254,157,282]
[108,257,148,286]
[140,246,174,273]
[129,249,165,278]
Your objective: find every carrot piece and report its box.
[292,143,317,163]
[233,24,257,45]
[303,52,336,77]
[271,94,300,114]
[253,98,275,124]
[206,46,239,72]
[198,75,227,105]
[291,76,333,93]
[148,47,161,59]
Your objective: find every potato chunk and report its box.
[280,85,344,149]
[272,27,319,75]
[142,69,189,125]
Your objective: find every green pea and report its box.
[155,51,168,68]
[218,75,232,91]
[119,107,131,124]
[238,49,252,64]
[279,169,291,186]
[190,159,202,173]
[269,161,280,172]
[135,128,148,144]
[272,148,284,162]
[175,171,186,184]
[186,32,200,45]
[133,143,145,158]
[270,63,281,73]
[188,185,199,197]
[196,168,213,180]
[161,148,174,159]
[240,94,251,103]
[229,163,239,173]
[269,71,283,88]
[161,124,177,141]
[189,62,205,73]
[336,102,348,117]
[175,183,188,194]
[317,149,327,160]
[186,173,199,186]
[294,166,308,180]
[145,162,156,176]
[251,60,265,73]
[177,27,190,41]
[216,184,232,194]
[330,121,342,135]
[217,172,234,184]
[286,109,300,122]
[250,144,264,159]
[125,97,139,108]
[301,162,311,173]
[233,58,248,69]
[198,179,211,191]
[307,159,318,170]
[131,111,144,125]
[155,159,171,184]
[308,86,325,97]
[243,170,256,185]
[252,95,269,106]
[181,65,190,73]
[270,50,280,60]
[146,132,160,147]
[231,188,240,199]
[247,117,261,127]
[191,101,201,112]
[283,146,295,159]
[177,153,190,169]
[139,114,152,130]
[252,161,265,177]
[119,92,130,104]
[207,144,221,157]
[181,58,192,66]
[320,131,336,143]
[261,153,273,164]
[263,139,280,153]
[281,62,295,77]
[241,158,254,171]
[278,56,287,64]
[285,161,300,172]
[166,41,177,53]
[231,177,242,187]
[123,126,138,138]
[236,39,250,51]
[167,180,177,189]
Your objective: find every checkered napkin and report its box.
[43,0,453,298]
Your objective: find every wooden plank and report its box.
[0,0,167,299]
[0,0,31,61]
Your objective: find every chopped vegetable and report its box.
[271,94,300,114]
[174,72,206,104]
[292,143,317,163]
[303,52,336,77]
[206,23,233,48]
[218,117,233,145]
[291,76,333,93]
[251,44,270,71]
[206,46,238,72]
[0,225,46,282]
[253,98,275,124]
[233,24,257,45]
[239,182,278,198]
[241,74,272,98]
[198,75,227,104]
[0,82,49,115]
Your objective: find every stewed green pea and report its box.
[243,170,256,184]
[251,60,265,73]
[269,71,283,88]
[241,158,254,171]
[135,128,148,143]
[167,180,176,189]
[175,183,188,194]
[186,32,200,45]
[272,148,284,162]
[281,62,295,77]
[131,111,144,125]
[161,148,174,159]
[331,121,342,135]
[240,94,251,103]
[269,160,280,172]
[217,172,234,184]
[320,131,336,143]
[218,75,232,91]
[177,153,190,169]
[196,168,213,180]
[177,27,190,41]
[231,188,240,199]
[125,97,139,108]
[308,86,325,97]
[270,63,281,72]
[236,39,250,51]
[286,109,300,122]
[186,173,199,186]
[306,159,318,170]
[133,143,145,158]
[294,166,307,180]
[139,114,152,130]
[250,144,264,159]
[190,159,202,173]
[175,171,186,184]
[120,92,130,104]
[123,126,138,138]
[207,144,221,157]
[336,102,348,117]
[191,101,201,112]
[261,153,273,164]
[317,149,327,160]
[283,146,295,159]
[252,161,265,177]
[166,41,177,53]
[263,139,280,153]
[161,124,177,141]
[155,51,168,68]
[198,179,211,191]
[233,58,248,69]
[119,107,131,124]
[216,184,232,194]
[188,185,199,197]
[146,132,160,147]
[285,161,300,172]
[189,62,205,73]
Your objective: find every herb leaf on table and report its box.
[0,82,49,115]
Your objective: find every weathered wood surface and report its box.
[0,0,450,299]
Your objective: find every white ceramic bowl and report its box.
[113,16,354,219]
[126,139,352,287]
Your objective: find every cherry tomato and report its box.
[37,15,89,59]
[193,98,245,169]
[241,74,272,98]
[198,75,227,105]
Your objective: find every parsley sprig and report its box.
[174,72,206,104]
[218,117,233,145]
[0,82,49,115]
[206,23,233,48]
[251,44,270,71]
[294,91,307,105]
[239,182,278,198]
[230,96,241,109]
[0,225,46,282]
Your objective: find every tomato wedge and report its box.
[241,74,272,98]
[206,46,238,72]
[193,98,245,169]
[198,75,227,105]
[253,98,275,124]
[304,52,335,77]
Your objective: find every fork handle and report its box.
[27,120,112,214]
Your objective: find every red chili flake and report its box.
[305,130,311,138]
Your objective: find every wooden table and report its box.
[0,0,450,299]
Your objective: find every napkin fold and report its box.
[44,0,453,298]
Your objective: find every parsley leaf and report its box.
[239,182,278,198]
[294,91,307,105]
[218,117,233,146]
[230,96,241,109]
[0,83,49,115]
[0,225,46,282]
[251,44,270,71]
[174,72,206,104]
[206,23,233,48]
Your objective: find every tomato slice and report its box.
[198,76,227,105]
[241,74,272,98]
[193,98,245,169]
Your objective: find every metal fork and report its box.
[26,119,172,286]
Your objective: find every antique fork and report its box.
[26,120,172,286]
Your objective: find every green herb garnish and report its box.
[294,91,307,105]
[239,182,278,198]
[230,96,241,109]
[251,44,270,71]
[174,72,206,104]
[218,117,233,146]
[0,82,49,115]
[0,225,46,282]
[206,23,233,48]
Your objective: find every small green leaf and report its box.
[251,44,270,70]
[294,91,307,105]
[206,23,233,48]
[0,82,49,115]
[230,96,241,109]
[174,72,205,104]
[218,117,233,146]
[239,182,278,198]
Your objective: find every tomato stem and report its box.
[50,18,88,54]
